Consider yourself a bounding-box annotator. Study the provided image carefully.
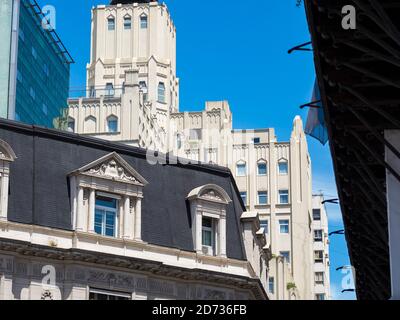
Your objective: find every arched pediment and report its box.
[187,184,231,204]
[0,139,17,162]
[69,152,148,186]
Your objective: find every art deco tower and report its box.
[87,0,179,113]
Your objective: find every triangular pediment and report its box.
[71,152,148,186]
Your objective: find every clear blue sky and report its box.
[40,0,356,300]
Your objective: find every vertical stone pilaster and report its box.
[123,196,131,239]
[134,197,142,241]
[88,189,95,233]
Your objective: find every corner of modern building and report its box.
[0,0,73,128]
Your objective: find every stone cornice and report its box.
[0,237,268,300]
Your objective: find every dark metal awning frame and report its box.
[305,0,400,300]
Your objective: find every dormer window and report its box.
[187,184,232,257]
[69,152,148,241]
[0,139,17,221]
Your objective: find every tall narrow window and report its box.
[140,15,148,29]
[313,209,321,221]
[94,195,118,237]
[279,220,289,234]
[107,116,118,133]
[278,160,288,175]
[260,220,269,234]
[139,81,148,101]
[124,16,131,29]
[105,83,114,97]
[176,133,182,149]
[314,250,324,263]
[314,229,323,242]
[67,118,75,133]
[108,17,115,31]
[258,191,268,205]
[257,162,267,175]
[315,272,324,285]
[158,82,165,103]
[315,294,325,301]
[240,191,247,205]
[279,190,289,204]
[268,277,275,294]
[236,162,246,177]
[202,217,214,255]
[280,251,290,263]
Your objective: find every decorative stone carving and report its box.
[87,270,135,289]
[15,262,28,276]
[201,190,223,202]
[86,159,139,183]
[70,152,148,186]
[204,289,226,300]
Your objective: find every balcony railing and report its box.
[69,86,125,99]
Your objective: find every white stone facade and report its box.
[66,1,317,300]
[311,195,331,300]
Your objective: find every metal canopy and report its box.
[304,0,400,300]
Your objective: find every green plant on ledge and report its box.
[287,282,297,291]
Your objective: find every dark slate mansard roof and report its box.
[0,119,247,261]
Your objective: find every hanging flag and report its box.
[305,81,328,145]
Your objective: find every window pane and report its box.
[279,190,289,204]
[108,18,115,30]
[140,16,148,28]
[108,119,118,133]
[313,209,321,221]
[68,122,74,132]
[158,82,165,103]
[258,191,268,205]
[280,251,290,263]
[279,162,288,174]
[96,196,117,209]
[240,192,247,205]
[202,230,212,246]
[260,220,269,234]
[268,277,274,294]
[202,217,212,228]
[314,230,323,241]
[124,17,131,29]
[95,210,104,235]
[258,163,267,175]
[316,294,325,301]
[237,164,246,176]
[279,220,289,233]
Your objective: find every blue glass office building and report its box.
[0,0,72,128]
